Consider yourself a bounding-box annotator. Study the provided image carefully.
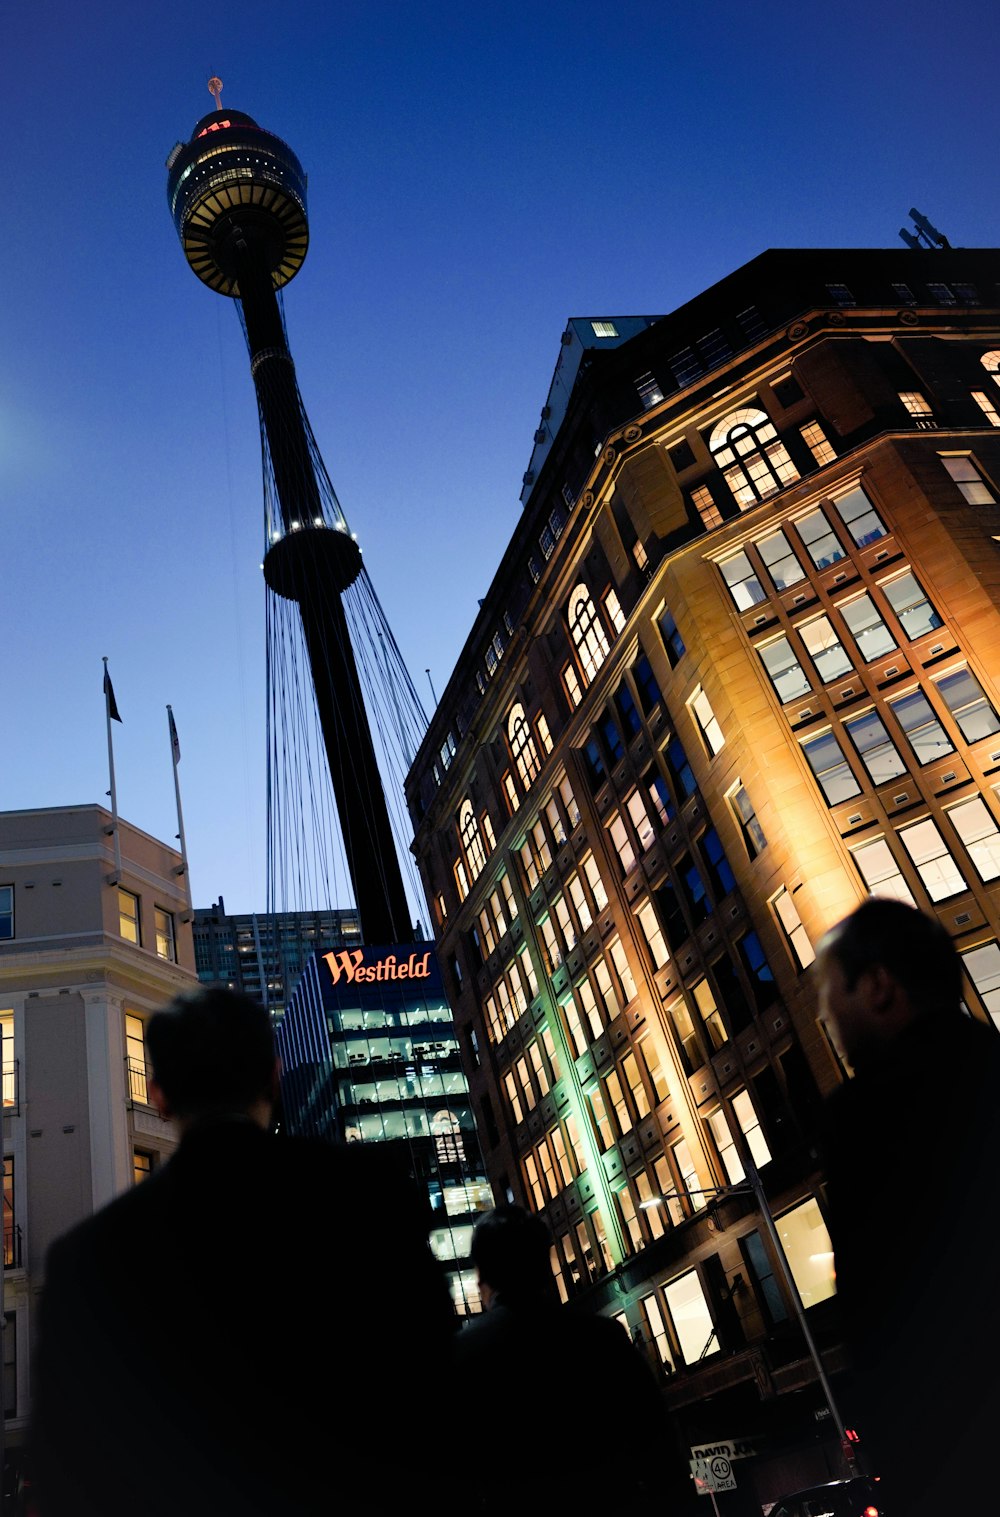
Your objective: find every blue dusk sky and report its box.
[3,0,999,915]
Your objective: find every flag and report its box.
[168,707,181,764]
[104,667,122,723]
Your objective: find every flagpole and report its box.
[103,657,123,884]
[167,706,192,921]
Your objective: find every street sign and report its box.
[690,1438,756,1462]
[690,1455,737,1494]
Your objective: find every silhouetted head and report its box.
[471,1205,557,1307]
[146,986,278,1125]
[817,898,962,1071]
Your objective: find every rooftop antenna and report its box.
[899,207,951,250]
[207,76,223,109]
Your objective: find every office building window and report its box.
[508,703,541,791]
[933,667,1000,743]
[757,527,806,591]
[632,653,662,714]
[772,887,815,969]
[668,997,702,1076]
[898,817,968,901]
[133,1149,154,1186]
[582,853,608,911]
[972,390,1000,426]
[709,407,800,509]
[798,614,853,684]
[458,800,487,882]
[635,371,664,409]
[591,319,618,338]
[795,508,845,570]
[646,768,675,828]
[605,588,626,634]
[0,888,11,942]
[831,484,886,546]
[759,636,810,703]
[666,736,697,799]
[118,887,141,946]
[626,789,655,852]
[608,813,636,876]
[800,420,836,465]
[735,1087,772,1168]
[960,941,1000,1029]
[708,1107,742,1183]
[844,708,907,785]
[889,688,954,766]
[738,931,777,1009]
[664,1270,719,1364]
[802,730,861,806]
[851,836,916,905]
[947,797,1000,882]
[776,1198,836,1308]
[719,549,766,610]
[728,782,767,860]
[691,484,724,530]
[563,664,583,709]
[658,606,686,666]
[940,454,996,503]
[615,681,642,740]
[693,978,727,1051]
[899,391,935,426]
[826,282,855,306]
[839,592,897,662]
[537,713,554,756]
[689,687,725,756]
[699,828,735,899]
[636,899,670,970]
[0,1016,13,1110]
[881,570,943,640]
[154,907,176,963]
[125,1013,148,1104]
[568,584,610,682]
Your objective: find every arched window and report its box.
[508,703,541,791]
[568,584,610,681]
[981,351,1000,388]
[709,407,800,509]
[459,798,488,881]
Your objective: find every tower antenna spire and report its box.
[207,76,223,109]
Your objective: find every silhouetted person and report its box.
[817,899,1000,1516]
[452,1205,675,1513]
[28,986,456,1517]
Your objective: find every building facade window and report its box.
[795,508,845,570]
[831,484,886,546]
[759,635,811,703]
[728,782,767,859]
[802,729,862,806]
[459,799,488,882]
[843,708,907,786]
[851,836,916,905]
[663,1270,719,1364]
[800,420,836,465]
[691,484,724,530]
[940,454,996,503]
[798,614,853,684]
[125,1012,148,1103]
[933,667,1000,743]
[839,593,896,662]
[960,941,1000,1029]
[154,907,176,963]
[0,888,11,942]
[757,527,805,591]
[709,407,800,508]
[946,797,1000,883]
[508,703,542,791]
[689,687,725,756]
[881,570,943,641]
[772,887,815,969]
[889,688,954,766]
[972,391,1000,426]
[898,817,968,901]
[118,887,141,945]
[777,1198,836,1307]
[568,584,610,682]
[658,607,686,667]
[899,391,935,426]
[719,549,766,610]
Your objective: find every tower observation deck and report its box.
[166,88,413,947]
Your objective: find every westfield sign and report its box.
[322,948,433,986]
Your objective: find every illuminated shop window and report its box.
[933,667,1000,742]
[709,407,800,509]
[898,817,968,901]
[851,837,916,906]
[568,584,610,681]
[940,454,996,503]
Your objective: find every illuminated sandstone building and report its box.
[406,246,1000,1499]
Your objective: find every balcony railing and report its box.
[126,1057,149,1105]
[2,1062,19,1116]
